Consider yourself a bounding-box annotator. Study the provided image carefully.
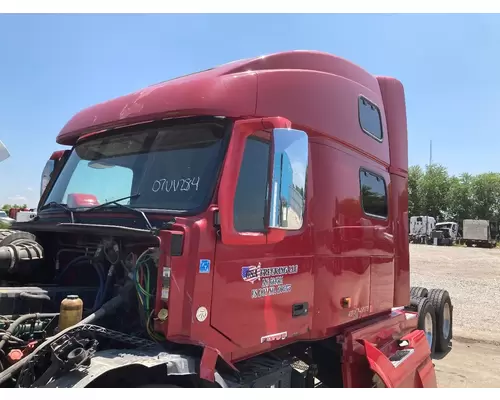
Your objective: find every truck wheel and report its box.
[416,297,436,354]
[427,289,452,352]
[0,230,36,246]
[410,286,428,298]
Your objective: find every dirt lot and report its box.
[410,244,500,387]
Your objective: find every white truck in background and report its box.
[462,219,497,248]
[429,221,460,246]
[409,215,436,244]
[14,210,37,222]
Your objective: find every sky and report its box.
[0,13,498,208]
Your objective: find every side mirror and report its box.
[40,150,68,197]
[0,140,10,162]
[40,159,55,197]
[218,117,309,246]
[268,128,308,230]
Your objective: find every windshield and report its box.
[0,211,6,217]
[44,119,228,213]
[436,223,452,229]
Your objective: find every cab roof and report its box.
[56,50,379,146]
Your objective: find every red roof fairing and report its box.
[57,65,258,145]
[57,50,380,146]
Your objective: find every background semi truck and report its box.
[0,51,452,388]
[462,219,497,248]
[409,215,436,244]
[429,221,459,246]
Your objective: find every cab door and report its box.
[211,125,313,350]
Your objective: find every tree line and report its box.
[409,164,500,222]
[0,167,497,223]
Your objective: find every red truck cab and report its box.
[4,50,451,388]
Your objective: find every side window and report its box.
[359,96,383,140]
[360,169,388,218]
[234,135,271,232]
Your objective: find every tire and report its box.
[427,289,452,353]
[410,286,428,298]
[0,229,36,246]
[416,297,436,354]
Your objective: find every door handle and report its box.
[292,302,308,318]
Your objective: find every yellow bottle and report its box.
[58,295,83,331]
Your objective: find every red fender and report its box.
[360,329,437,388]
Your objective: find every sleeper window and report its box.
[360,170,388,218]
[359,97,383,140]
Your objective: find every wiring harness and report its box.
[133,248,164,342]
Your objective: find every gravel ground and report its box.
[410,244,500,387]
[410,243,500,342]
[433,340,500,387]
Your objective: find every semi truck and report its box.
[0,50,452,388]
[462,219,497,248]
[429,221,459,246]
[409,215,436,244]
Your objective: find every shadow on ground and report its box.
[432,342,453,360]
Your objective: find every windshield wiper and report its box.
[82,194,141,212]
[38,202,75,223]
[81,193,153,231]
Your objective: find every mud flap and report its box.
[360,329,437,388]
[200,346,239,384]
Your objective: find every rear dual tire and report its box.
[410,287,453,354]
[427,289,452,352]
[410,286,428,298]
[414,297,436,353]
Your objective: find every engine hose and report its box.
[57,256,106,310]
[19,292,51,301]
[0,313,59,352]
[0,241,44,273]
[95,264,116,311]
[57,256,105,282]
[0,280,134,386]
[5,321,45,336]
[81,279,134,325]
[91,262,107,311]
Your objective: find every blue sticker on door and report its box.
[199,259,211,274]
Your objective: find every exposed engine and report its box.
[0,229,162,387]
